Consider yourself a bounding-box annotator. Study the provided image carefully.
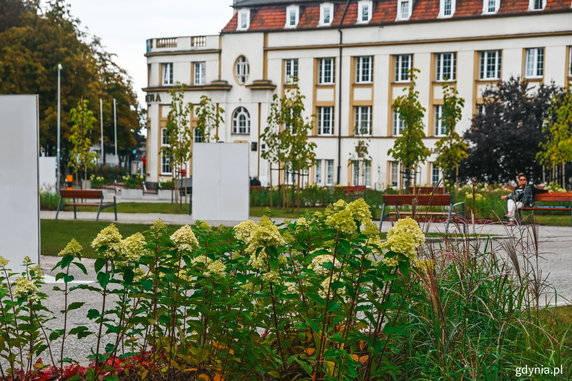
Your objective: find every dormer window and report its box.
[358,1,373,23]
[439,0,455,17]
[483,0,500,13]
[529,0,545,10]
[286,5,299,28]
[397,0,412,20]
[320,3,334,26]
[237,9,250,30]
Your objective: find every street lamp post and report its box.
[56,63,62,189]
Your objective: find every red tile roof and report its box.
[221,0,571,33]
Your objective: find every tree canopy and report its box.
[0,0,141,163]
[460,78,563,183]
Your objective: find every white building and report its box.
[144,0,572,188]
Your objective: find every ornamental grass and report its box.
[0,198,569,380]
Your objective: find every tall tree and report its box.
[388,69,430,190]
[261,87,317,193]
[163,85,192,204]
[68,99,98,183]
[460,77,562,183]
[0,0,141,167]
[193,95,224,143]
[537,89,572,188]
[434,84,467,188]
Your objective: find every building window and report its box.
[431,164,440,186]
[232,107,250,134]
[326,159,334,185]
[395,54,412,82]
[393,111,405,136]
[483,0,500,13]
[397,0,411,20]
[434,105,446,136]
[285,59,298,84]
[318,107,334,135]
[237,9,250,30]
[315,159,322,185]
[355,56,373,83]
[525,48,544,78]
[353,160,371,187]
[194,129,204,143]
[161,128,170,145]
[440,0,455,17]
[161,63,173,86]
[161,153,172,174]
[318,58,335,84]
[235,55,250,84]
[286,5,299,28]
[569,47,572,77]
[354,106,372,136]
[479,50,502,80]
[358,0,373,23]
[436,52,456,81]
[320,3,334,26]
[390,161,399,188]
[285,164,295,185]
[529,0,545,10]
[193,61,206,85]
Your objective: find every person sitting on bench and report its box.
[501,172,552,226]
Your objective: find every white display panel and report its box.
[0,95,40,271]
[192,143,249,221]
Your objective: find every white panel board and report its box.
[192,143,249,221]
[39,156,56,192]
[0,95,39,271]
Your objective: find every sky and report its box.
[64,0,234,108]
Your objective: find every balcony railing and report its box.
[156,37,177,48]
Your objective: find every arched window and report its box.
[232,107,250,134]
[235,56,250,85]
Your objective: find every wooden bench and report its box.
[379,194,465,233]
[408,186,445,194]
[55,189,117,221]
[518,192,572,225]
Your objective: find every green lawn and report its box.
[41,220,182,258]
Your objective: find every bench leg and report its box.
[114,196,117,221]
[55,196,63,220]
[73,205,77,219]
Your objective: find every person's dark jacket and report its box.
[508,184,548,206]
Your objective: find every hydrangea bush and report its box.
[0,199,428,380]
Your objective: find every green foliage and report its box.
[121,174,144,189]
[164,85,192,175]
[68,99,98,181]
[193,95,224,143]
[6,201,572,378]
[434,84,468,186]
[388,69,430,190]
[261,87,317,186]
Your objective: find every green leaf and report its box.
[94,258,106,273]
[60,254,74,268]
[49,329,64,341]
[64,275,75,283]
[97,272,110,288]
[105,343,116,354]
[123,268,134,284]
[294,357,313,376]
[67,302,84,312]
[383,325,408,336]
[327,301,340,312]
[73,262,88,275]
[87,309,100,319]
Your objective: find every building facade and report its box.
[144,0,572,188]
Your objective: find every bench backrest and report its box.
[60,189,104,199]
[383,194,452,206]
[408,187,445,194]
[343,186,366,192]
[534,192,572,202]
